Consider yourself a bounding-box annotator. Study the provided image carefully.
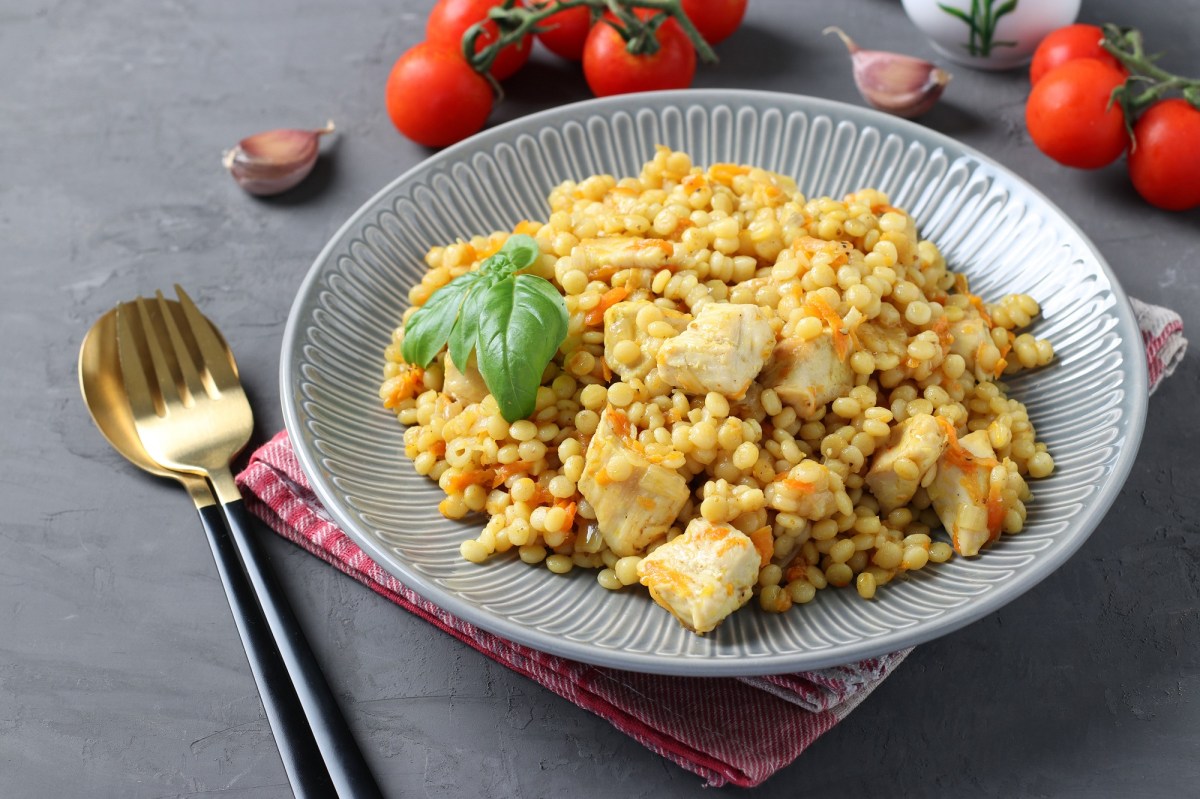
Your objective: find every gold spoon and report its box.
[79,306,224,506]
[78,304,340,798]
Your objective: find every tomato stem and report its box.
[1101,24,1200,114]
[1099,24,1200,151]
[462,0,717,81]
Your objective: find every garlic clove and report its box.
[223,121,335,196]
[825,27,951,119]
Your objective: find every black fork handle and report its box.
[217,498,385,799]
[196,503,336,798]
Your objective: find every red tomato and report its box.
[582,14,697,97]
[1128,99,1200,211]
[1025,59,1129,169]
[427,0,531,81]
[536,5,593,61]
[385,43,493,147]
[1030,24,1125,85]
[680,0,748,45]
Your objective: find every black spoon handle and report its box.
[195,502,336,798]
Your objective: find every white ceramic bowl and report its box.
[901,0,1081,70]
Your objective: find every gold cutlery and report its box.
[81,289,381,798]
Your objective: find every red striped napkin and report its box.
[235,297,1183,788]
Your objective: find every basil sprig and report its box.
[400,234,568,422]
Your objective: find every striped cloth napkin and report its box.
[235,297,1183,789]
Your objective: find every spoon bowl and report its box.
[78,303,231,501]
[80,306,176,478]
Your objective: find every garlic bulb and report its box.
[223,121,335,196]
[825,27,951,119]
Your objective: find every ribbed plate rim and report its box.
[280,89,1148,676]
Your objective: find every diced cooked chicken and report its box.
[758,333,853,419]
[764,460,840,520]
[927,427,1009,557]
[571,237,677,275]
[948,316,989,373]
[637,518,760,634]
[442,352,488,405]
[855,321,907,361]
[577,407,689,557]
[656,303,775,399]
[864,414,947,513]
[603,300,691,382]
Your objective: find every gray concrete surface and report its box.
[3,0,1198,796]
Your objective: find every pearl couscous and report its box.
[380,147,1054,634]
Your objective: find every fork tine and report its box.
[133,295,182,413]
[115,302,163,420]
[174,285,239,389]
[155,290,207,404]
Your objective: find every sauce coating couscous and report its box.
[380,147,1055,634]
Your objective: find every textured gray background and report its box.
[3,0,1198,796]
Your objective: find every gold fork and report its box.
[116,287,381,799]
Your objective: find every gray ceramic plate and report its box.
[281,90,1147,676]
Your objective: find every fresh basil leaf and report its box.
[476,274,568,422]
[448,274,489,372]
[499,234,540,271]
[480,252,507,278]
[400,271,480,368]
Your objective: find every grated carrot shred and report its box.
[986,483,1005,539]
[491,460,534,488]
[382,365,425,409]
[448,469,494,493]
[585,286,629,326]
[709,163,749,184]
[559,501,578,531]
[749,526,774,568]
[994,341,1012,378]
[809,295,852,361]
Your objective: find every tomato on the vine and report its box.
[1128,98,1200,211]
[427,0,532,81]
[385,42,493,147]
[1025,59,1130,169]
[536,5,593,61]
[680,0,747,46]
[1030,24,1125,85]
[582,14,697,97]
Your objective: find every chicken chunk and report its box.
[442,352,488,405]
[764,460,840,520]
[758,333,854,419]
[577,407,689,557]
[656,303,775,399]
[864,414,947,513]
[571,237,677,275]
[637,518,760,634]
[855,321,907,362]
[948,317,988,364]
[603,300,691,382]
[927,428,1008,557]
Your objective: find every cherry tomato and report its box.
[1025,59,1129,169]
[582,14,697,97]
[385,43,494,148]
[1128,99,1200,211]
[536,5,593,61]
[1029,24,1125,85]
[680,0,748,45]
[427,0,532,81]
